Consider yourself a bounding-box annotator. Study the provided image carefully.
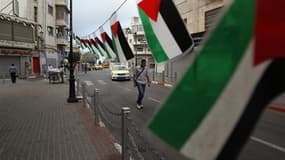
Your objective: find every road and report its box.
[79,69,285,160]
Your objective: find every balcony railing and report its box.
[55,0,69,8]
[56,19,68,27]
[56,35,68,46]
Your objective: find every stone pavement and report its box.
[0,79,120,160]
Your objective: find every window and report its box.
[34,7,38,22]
[47,26,54,36]
[48,5,53,16]
[136,47,143,52]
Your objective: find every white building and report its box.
[125,17,154,68]
[0,0,70,77]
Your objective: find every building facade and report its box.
[0,0,69,77]
[0,0,36,77]
[126,17,154,68]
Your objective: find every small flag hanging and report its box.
[110,13,134,64]
[90,38,104,57]
[95,36,109,59]
[99,26,118,60]
[137,0,194,63]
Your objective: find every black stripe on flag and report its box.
[91,39,98,49]
[117,23,134,60]
[160,0,194,52]
[105,33,115,51]
[218,59,285,160]
[97,38,107,51]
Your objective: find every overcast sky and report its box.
[73,0,138,37]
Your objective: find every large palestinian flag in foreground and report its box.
[110,13,134,64]
[137,0,194,63]
[148,0,285,159]
[100,27,117,59]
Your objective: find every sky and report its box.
[73,0,138,38]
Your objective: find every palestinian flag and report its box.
[90,38,104,57]
[148,0,285,159]
[99,27,117,59]
[80,39,88,48]
[95,37,109,59]
[73,34,84,49]
[110,13,134,64]
[137,0,194,63]
[86,39,97,55]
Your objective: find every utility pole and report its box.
[67,0,78,103]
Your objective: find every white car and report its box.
[111,65,130,80]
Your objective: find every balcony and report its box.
[56,36,68,46]
[56,19,68,27]
[55,0,69,10]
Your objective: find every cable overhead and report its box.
[86,0,128,37]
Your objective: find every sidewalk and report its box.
[0,79,120,160]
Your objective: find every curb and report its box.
[152,81,173,88]
[269,104,285,113]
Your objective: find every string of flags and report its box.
[70,1,285,159]
[72,0,194,65]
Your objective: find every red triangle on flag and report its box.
[138,0,161,22]
[111,22,119,37]
[254,1,285,65]
[101,32,107,42]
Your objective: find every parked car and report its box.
[102,63,109,68]
[111,65,130,81]
[92,64,103,70]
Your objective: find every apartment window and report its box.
[136,47,143,52]
[205,7,223,31]
[34,7,38,22]
[47,26,54,36]
[48,5,53,16]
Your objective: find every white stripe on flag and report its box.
[105,43,117,59]
[150,13,183,59]
[181,41,271,160]
[114,37,127,64]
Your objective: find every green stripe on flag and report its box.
[149,0,255,149]
[139,9,168,63]
[112,35,120,62]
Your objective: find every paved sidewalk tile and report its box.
[0,79,120,160]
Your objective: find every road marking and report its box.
[251,136,285,153]
[148,97,162,104]
[118,86,132,92]
[85,81,94,86]
[97,80,107,85]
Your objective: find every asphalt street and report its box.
[79,69,285,160]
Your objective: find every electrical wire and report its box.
[85,0,128,37]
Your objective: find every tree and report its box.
[68,51,81,63]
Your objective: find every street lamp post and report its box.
[67,0,78,103]
[134,32,137,66]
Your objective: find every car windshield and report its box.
[113,66,127,70]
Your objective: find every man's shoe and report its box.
[136,104,142,109]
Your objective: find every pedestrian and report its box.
[84,63,88,74]
[133,59,151,109]
[9,64,17,83]
[59,65,64,83]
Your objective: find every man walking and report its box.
[9,64,17,83]
[133,59,151,109]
